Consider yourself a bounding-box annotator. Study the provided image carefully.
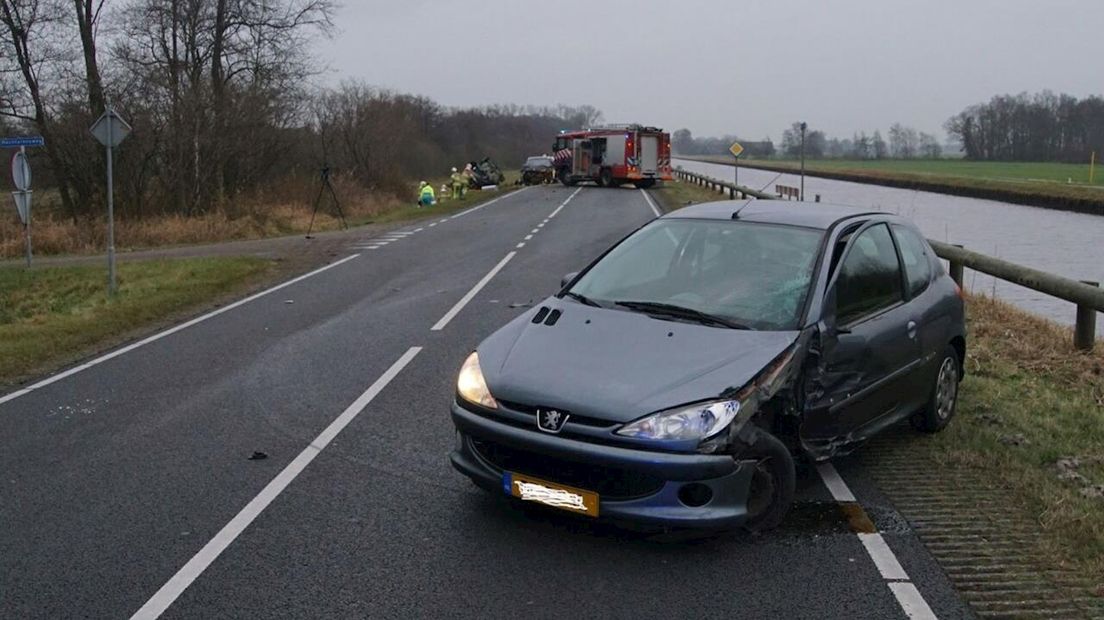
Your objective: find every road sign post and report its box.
[90,105,132,295]
[9,143,36,267]
[729,141,744,196]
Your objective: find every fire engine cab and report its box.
[552,124,674,188]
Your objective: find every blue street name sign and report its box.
[1,136,45,148]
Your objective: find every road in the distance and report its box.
[0,185,972,619]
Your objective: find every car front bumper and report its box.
[449,401,756,530]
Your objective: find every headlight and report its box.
[616,400,740,441]
[457,352,497,409]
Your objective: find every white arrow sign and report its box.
[11,150,31,191]
[12,190,31,225]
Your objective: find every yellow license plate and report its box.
[504,472,600,518]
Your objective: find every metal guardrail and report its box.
[672,168,1102,351]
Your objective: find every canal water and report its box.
[675,158,1104,326]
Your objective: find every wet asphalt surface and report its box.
[0,186,974,618]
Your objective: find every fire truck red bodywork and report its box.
[552,125,673,188]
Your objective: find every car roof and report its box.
[662,200,887,230]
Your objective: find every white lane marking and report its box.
[431,252,516,331]
[380,233,411,238]
[548,187,582,218]
[0,254,361,408]
[449,187,529,220]
[815,463,939,619]
[858,533,909,581]
[530,228,539,234]
[888,583,938,620]
[516,242,525,248]
[537,223,545,229]
[437,219,448,224]
[524,235,533,241]
[639,188,661,217]
[429,222,437,227]
[414,227,424,232]
[816,462,857,502]
[129,346,421,620]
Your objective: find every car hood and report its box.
[477,298,799,423]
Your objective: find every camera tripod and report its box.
[305,166,347,239]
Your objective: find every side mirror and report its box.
[561,272,579,288]
[821,286,851,336]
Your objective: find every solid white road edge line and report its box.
[128,346,422,620]
[888,583,939,620]
[639,188,661,217]
[858,533,909,581]
[815,462,937,620]
[815,462,857,502]
[547,187,582,218]
[0,254,361,408]
[431,252,516,331]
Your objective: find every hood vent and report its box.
[532,307,550,324]
[530,307,563,326]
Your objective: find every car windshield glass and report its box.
[567,219,823,330]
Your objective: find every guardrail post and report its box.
[949,244,965,287]
[1075,280,1098,351]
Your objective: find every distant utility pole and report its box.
[799,122,807,201]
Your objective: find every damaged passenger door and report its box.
[803,222,920,451]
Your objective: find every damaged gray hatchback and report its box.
[449,200,965,531]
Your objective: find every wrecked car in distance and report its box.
[449,200,966,531]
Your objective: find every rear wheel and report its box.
[599,168,613,188]
[742,430,796,532]
[911,344,961,433]
[558,169,576,186]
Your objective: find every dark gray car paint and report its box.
[477,298,798,425]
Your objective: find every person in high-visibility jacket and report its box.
[450,167,466,200]
[418,181,435,207]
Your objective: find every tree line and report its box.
[673,123,941,160]
[945,91,1104,162]
[0,0,600,223]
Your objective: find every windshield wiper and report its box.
[614,300,752,330]
[563,291,601,307]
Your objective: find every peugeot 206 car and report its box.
[449,200,966,531]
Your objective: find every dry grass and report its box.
[0,174,410,259]
[649,177,734,213]
[929,294,1104,579]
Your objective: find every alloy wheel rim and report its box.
[935,357,958,420]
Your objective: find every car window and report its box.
[834,223,904,324]
[568,219,823,330]
[891,225,932,298]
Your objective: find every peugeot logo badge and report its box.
[537,408,569,433]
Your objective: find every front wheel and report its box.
[742,430,796,532]
[557,169,576,187]
[911,345,961,433]
[598,168,613,188]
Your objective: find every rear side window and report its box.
[835,224,904,324]
[891,225,933,298]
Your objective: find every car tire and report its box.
[910,344,961,433]
[599,168,613,188]
[742,430,796,532]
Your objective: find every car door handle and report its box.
[907,320,918,340]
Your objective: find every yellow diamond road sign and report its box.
[729,141,744,158]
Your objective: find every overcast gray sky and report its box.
[317,0,1102,141]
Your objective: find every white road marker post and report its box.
[90,103,132,295]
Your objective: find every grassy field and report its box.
[649,176,733,212]
[681,155,1104,211]
[0,257,274,386]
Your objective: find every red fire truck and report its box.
[552,124,674,188]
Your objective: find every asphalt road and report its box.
[0,186,974,619]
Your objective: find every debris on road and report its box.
[249,451,268,460]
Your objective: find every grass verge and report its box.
[931,294,1103,578]
[0,257,274,386]
[680,155,1104,213]
[649,177,734,213]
